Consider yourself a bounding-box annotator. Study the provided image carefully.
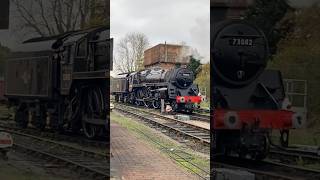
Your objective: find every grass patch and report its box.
[111,111,209,176]
[271,129,320,146]
[304,163,320,170]
[200,100,210,110]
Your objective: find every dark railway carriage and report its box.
[5,27,113,139]
[211,21,305,159]
[111,67,202,112]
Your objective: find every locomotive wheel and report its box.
[82,87,105,139]
[82,121,97,139]
[238,148,248,159]
[171,101,179,112]
[185,109,193,114]
[14,108,28,128]
[135,100,141,106]
[123,97,128,103]
[152,100,161,109]
[64,102,81,133]
[128,94,135,104]
[143,100,153,108]
[253,136,269,160]
[62,87,82,134]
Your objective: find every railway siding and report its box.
[0,127,109,180]
[114,104,210,154]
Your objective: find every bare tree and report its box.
[12,0,108,37]
[115,32,149,73]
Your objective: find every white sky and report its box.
[1,0,318,75]
[110,0,210,75]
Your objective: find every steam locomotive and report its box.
[111,67,202,113]
[211,21,304,159]
[5,26,113,139]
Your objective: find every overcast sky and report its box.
[1,0,318,60]
[110,0,210,69]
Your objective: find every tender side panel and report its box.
[111,78,128,94]
[5,56,51,97]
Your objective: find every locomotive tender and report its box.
[211,20,304,159]
[5,26,113,139]
[111,67,202,113]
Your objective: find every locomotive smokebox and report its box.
[173,68,195,89]
[212,20,269,86]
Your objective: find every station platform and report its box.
[110,116,199,179]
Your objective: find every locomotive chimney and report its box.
[211,0,254,22]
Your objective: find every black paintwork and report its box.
[5,27,113,138]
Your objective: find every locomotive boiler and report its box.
[111,67,202,113]
[211,20,304,159]
[5,26,113,139]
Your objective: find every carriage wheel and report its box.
[35,106,46,131]
[14,106,28,128]
[82,87,105,139]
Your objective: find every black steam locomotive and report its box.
[211,21,304,159]
[5,27,113,139]
[111,67,202,113]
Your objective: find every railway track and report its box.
[113,102,210,122]
[0,121,109,149]
[0,127,109,180]
[214,157,320,180]
[269,146,320,165]
[194,108,210,114]
[114,104,210,153]
[189,113,210,122]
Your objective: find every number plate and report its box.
[230,38,253,46]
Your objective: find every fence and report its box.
[283,79,307,117]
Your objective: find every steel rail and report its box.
[1,127,109,180]
[214,157,320,180]
[114,106,210,153]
